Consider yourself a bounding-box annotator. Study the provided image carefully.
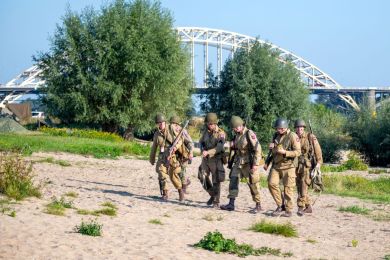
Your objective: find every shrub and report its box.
[0,152,41,200]
[39,126,123,142]
[75,219,102,236]
[249,220,298,237]
[194,231,292,257]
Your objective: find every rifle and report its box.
[308,120,317,171]
[165,120,189,168]
[265,132,278,167]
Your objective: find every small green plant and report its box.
[194,231,292,257]
[216,215,224,221]
[45,197,73,216]
[64,191,78,198]
[163,213,171,217]
[383,254,390,260]
[36,157,71,167]
[75,219,102,236]
[306,238,317,244]
[351,239,358,247]
[249,220,298,238]
[149,219,163,225]
[9,210,16,217]
[101,201,117,209]
[0,152,41,200]
[343,152,368,171]
[95,207,117,216]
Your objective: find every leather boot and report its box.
[220,198,235,211]
[304,205,313,213]
[297,206,304,216]
[281,204,286,211]
[178,189,184,202]
[162,190,168,201]
[207,196,214,206]
[255,202,262,213]
[272,206,283,216]
[281,211,292,217]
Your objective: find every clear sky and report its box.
[0,0,389,87]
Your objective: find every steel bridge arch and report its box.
[176,27,359,110]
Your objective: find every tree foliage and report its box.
[35,0,191,136]
[201,42,309,143]
[347,103,390,166]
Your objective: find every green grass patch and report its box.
[64,191,78,198]
[94,207,117,216]
[101,201,117,209]
[35,157,71,167]
[323,174,390,203]
[0,198,17,217]
[39,126,123,142]
[0,152,41,200]
[75,219,102,236]
[0,133,150,159]
[384,255,390,260]
[149,219,163,225]
[45,197,73,216]
[338,205,371,215]
[194,231,292,257]
[249,220,298,238]
[76,209,100,216]
[351,239,359,247]
[321,151,368,172]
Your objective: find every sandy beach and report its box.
[1,152,389,259]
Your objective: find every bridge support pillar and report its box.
[367,89,376,111]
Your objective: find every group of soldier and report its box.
[149,112,322,217]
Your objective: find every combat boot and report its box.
[281,211,292,217]
[220,198,235,211]
[178,189,185,201]
[304,205,313,213]
[207,196,214,206]
[162,190,168,201]
[281,204,286,211]
[297,206,304,216]
[255,202,262,213]
[271,206,283,216]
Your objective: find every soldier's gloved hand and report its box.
[202,150,209,158]
[276,148,286,155]
[269,143,275,149]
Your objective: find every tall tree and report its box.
[35,0,192,137]
[202,42,309,143]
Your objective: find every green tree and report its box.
[35,0,192,138]
[201,42,309,143]
[347,103,390,166]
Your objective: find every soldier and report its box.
[169,115,193,194]
[264,118,301,217]
[294,119,323,216]
[198,113,226,208]
[149,114,188,201]
[220,116,263,213]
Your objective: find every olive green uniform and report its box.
[228,127,262,203]
[149,124,187,191]
[268,129,301,212]
[175,128,194,188]
[296,132,323,207]
[199,126,226,204]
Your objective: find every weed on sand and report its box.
[149,219,163,225]
[45,197,73,216]
[75,219,102,236]
[249,220,298,238]
[338,205,371,215]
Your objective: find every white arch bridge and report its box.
[1,27,389,111]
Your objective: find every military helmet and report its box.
[205,113,218,124]
[155,113,166,123]
[294,119,306,128]
[273,118,289,128]
[231,116,244,128]
[169,115,181,124]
